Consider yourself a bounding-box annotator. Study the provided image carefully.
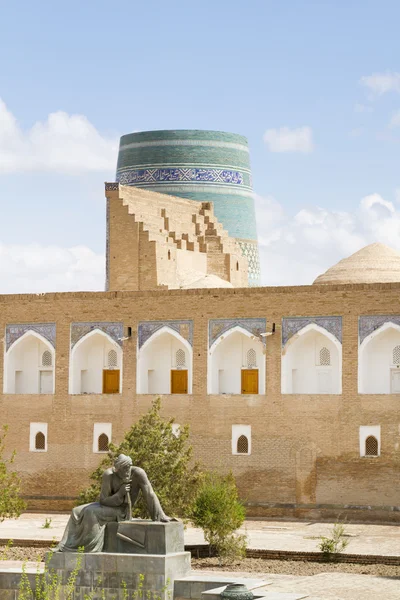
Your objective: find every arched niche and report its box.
[69,329,122,395]
[137,326,192,394]
[4,331,55,394]
[281,323,342,394]
[359,322,400,393]
[208,326,265,395]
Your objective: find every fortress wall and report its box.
[1,282,400,519]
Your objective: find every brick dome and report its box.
[313,243,400,285]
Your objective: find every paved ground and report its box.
[0,561,398,600]
[1,513,400,556]
[195,569,400,600]
[2,515,400,599]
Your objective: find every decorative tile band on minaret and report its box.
[115,129,260,286]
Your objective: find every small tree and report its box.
[0,425,26,521]
[318,521,350,558]
[191,471,247,562]
[78,398,203,519]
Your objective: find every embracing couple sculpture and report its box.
[57,454,176,553]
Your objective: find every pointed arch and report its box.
[281,322,342,394]
[4,330,55,394]
[137,325,193,394]
[69,328,123,395]
[208,325,265,394]
[359,321,400,394]
[140,325,193,355]
[359,321,400,352]
[283,322,342,355]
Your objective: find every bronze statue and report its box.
[56,454,174,552]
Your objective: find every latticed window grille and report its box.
[108,349,118,368]
[35,432,45,450]
[98,433,109,452]
[319,347,331,366]
[247,348,257,368]
[393,346,400,365]
[365,435,378,456]
[176,349,186,367]
[237,435,249,454]
[42,351,52,367]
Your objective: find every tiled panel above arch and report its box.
[6,323,56,351]
[209,318,267,348]
[70,322,124,348]
[282,316,342,347]
[138,320,193,349]
[359,315,400,345]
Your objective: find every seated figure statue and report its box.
[56,454,174,552]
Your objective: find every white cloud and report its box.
[390,109,400,127]
[254,191,400,286]
[360,72,400,96]
[0,243,104,293]
[263,126,314,153]
[0,99,118,174]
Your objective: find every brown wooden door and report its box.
[171,370,188,394]
[103,369,120,394]
[241,369,258,394]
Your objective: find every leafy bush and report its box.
[191,471,247,562]
[78,398,203,519]
[0,425,26,521]
[318,521,350,558]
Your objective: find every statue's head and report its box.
[113,454,132,481]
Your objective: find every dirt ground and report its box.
[2,546,400,579]
[191,556,400,577]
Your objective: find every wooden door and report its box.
[241,369,258,394]
[171,370,188,394]
[103,369,120,394]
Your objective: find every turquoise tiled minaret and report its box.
[116,129,260,285]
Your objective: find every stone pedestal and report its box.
[104,520,185,554]
[47,521,191,600]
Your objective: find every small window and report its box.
[236,261,239,271]
[168,250,171,260]
[42,351,52,367]
[247,348,257,368]
[176,349,186,367]
[98,433,109,452]
[319,347,330,366]
[237,435,249,454]
[393,346,400,365]
[35,432,45,450]
[365,435,378,457]
[108,349,118,369]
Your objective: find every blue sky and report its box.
[1,0,400,291]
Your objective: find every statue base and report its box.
[47,521,191,600]
[104,519,185,554]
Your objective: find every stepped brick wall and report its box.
[106,184,248,291]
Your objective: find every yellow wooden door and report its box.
[171,370,188,394]
[241,369,258,394]
[103,369,120,394]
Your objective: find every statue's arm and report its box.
[99,471,124,507]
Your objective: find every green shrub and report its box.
[0,425,26,521]
[318,521,350,558]
[191,471,247,562]
[78,398,203,519]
